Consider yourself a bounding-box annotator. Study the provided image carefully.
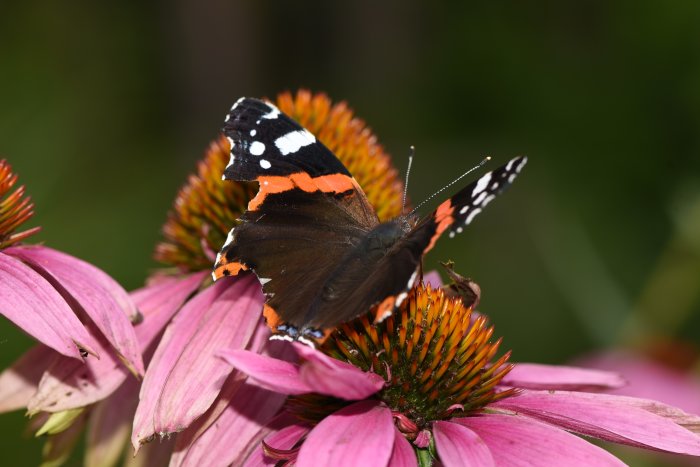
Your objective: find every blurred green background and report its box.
[1,1,699,465]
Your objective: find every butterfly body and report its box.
[213,97,526,344]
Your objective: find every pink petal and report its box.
[459,413,625,466]
[295,344,386,399]
[154,275,262,433]
[503,363,626,390]
[493,390,700,455]
[0,345,57,413]
[23,273,203,415]
[132,275,262,448]
[0,251,98,359]
[85,376,139,467]
[433,420,494,467]
[389,428,418,467]
[170,383,288,467]
[130,271,208,350]
[218,349,313,395]
[26,323,131,414]
[244,422,310,467]
[422,270,443,288]
[578,351,700,415]
[297,400,394,467]
[7,246,144,376]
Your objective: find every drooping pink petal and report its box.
[218,349,313,395]
[175,336,294,456]
[458,413,625,466]
[132,275,261,448]
[502,363,626,390]
[0,251,98,359]
[130,271,207,350]
[295,344,386,399]
[170,383,288,467]
[7,246,144,376]
[433,420,494,467]
[578,351,700,415]
[154,275,262,434]
[85,375,139,467]
[493,390,700,455]
[243,422,310,467]
[26,324,131,414]
[23,273,204,415]
[297,400,394,467]
[0,345,56,413]
[388,428,418,467]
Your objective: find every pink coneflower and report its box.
[1,90,410,465]
[0,159,147,463]
[221,284,700,466]
[0,159,142,372]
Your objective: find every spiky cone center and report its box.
[155,90,407,271]
[0,159,40,249]
[288,284,516,437]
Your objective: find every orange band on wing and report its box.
[249,173,358,211]
[263,304,283,331]
[424,199,455,254]
[373,295,397,323]
[213,261,248,279]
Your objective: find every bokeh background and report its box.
[2,1,699,465]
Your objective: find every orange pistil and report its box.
[322,283,516,430]
[0,160,41,249]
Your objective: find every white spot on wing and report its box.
[473,191,487,206]
[270,334,294,343]
[259,277,271,285]
[465,207,482,225]
[223,228,235,248]
[275,130,316,156]
[225,137,236,170]
[231,97,245,110]
[407,270,418,288]
[261,104,281,120]
[250,129,256,136]
[472,173,492,197]
[297,336,317,348]
[260,159,271,169]
[460,205,469,215]
[449,231,456,238]
[395,292,408,307]
[250,141,265,156]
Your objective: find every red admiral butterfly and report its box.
[213,97,526,345]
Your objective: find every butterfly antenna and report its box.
[409,156,491,215]
[402,146,414,214]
